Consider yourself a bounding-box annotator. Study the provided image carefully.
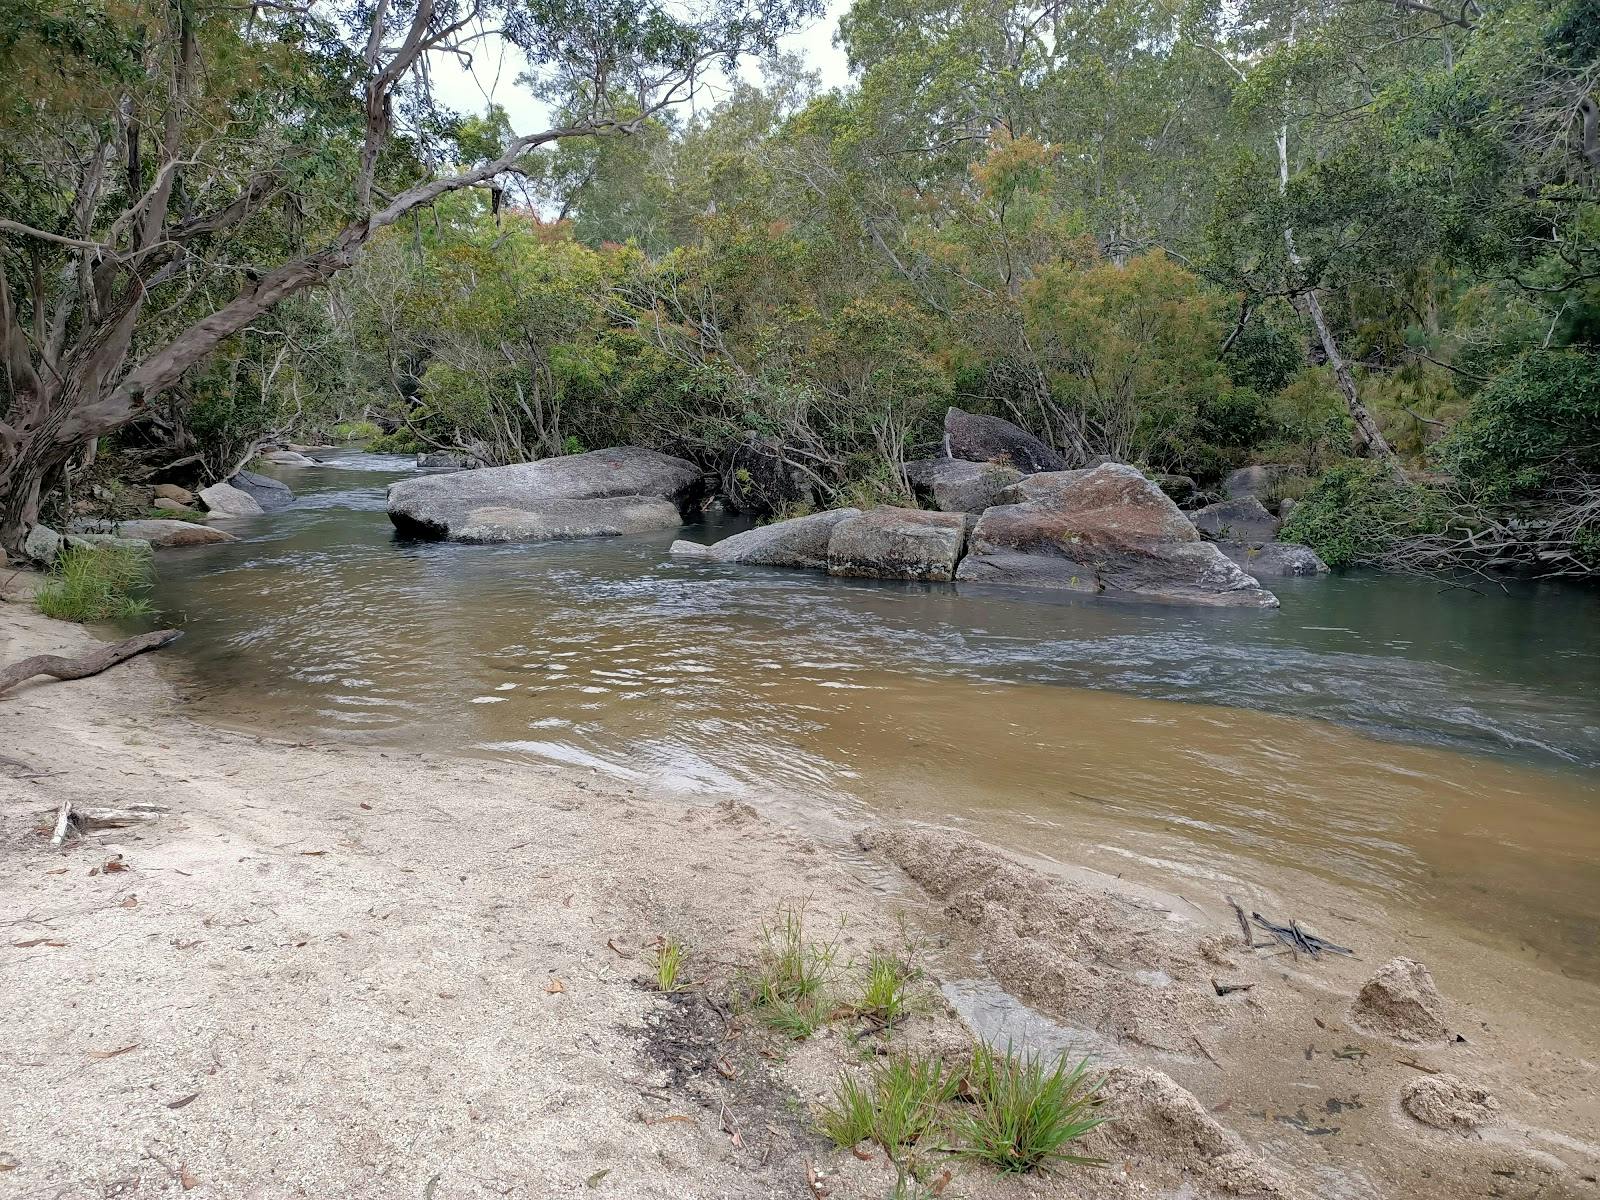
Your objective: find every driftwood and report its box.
[1224,894,1353,960]
[0,629,182,696]
[51,799,74,847]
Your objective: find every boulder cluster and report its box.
[384,409,1327,608]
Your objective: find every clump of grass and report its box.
[856,954,917,1029]
[35,544,153,622]
[818,1055,961,1154]
[654,936,687,992]
[140,506,206,523]
[957,1043,1107,1173]
[744,903,840,1039]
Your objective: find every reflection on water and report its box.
[147,453,1600,977]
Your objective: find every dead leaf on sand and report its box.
[929,1168,952,1196]
[545,978,566,994]
[359,802,372,810]
[118,895,138,909]
[165,1093,199,1110]
[180,1166,199,1190]
[850,1145,874,1161]
[12,938,66,948]
[605,937,631,958]
[586,1168,611,1187]
[0,1154,18,1172]
[89,1044,139,1059]
[639,1113,694,1126]
[300,850,329,857]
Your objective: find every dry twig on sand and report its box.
[0,629,182,696]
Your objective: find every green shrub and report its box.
[139,507,207,524]
[367,428,424,454]
[1436,349,1600,501]
[654,936,687,993]
[35,544,154,622]
[856,955,916,1029]
[1279,461,1441,568]
[957,1043,1107,1173]
[330,420,383,443]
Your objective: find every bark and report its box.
[0,629,183,696]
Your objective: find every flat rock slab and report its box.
[904,458,1023,514]
[388,447,704,541]
[827,507,967,581]
[449,497,683,543]
[944,406,1066,474]
[957,463,1278,608]
[1190,496,1280,544]
[675,509,862,569]
[230,470,294,511]
[198,482,263,516]
[115,520,239,548]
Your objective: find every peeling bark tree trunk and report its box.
[1276,78,1405,484]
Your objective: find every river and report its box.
[145,452,1600,984]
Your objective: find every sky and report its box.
[426,0,854,135]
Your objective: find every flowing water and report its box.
[145,453,1600,981]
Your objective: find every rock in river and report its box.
[1189,495,1280,544]
[229,470,294,511]
[671,509,861,569]
[1219,541,1328,578]
[903,458,1022,514]
[114,519,238,548]
[944,406,1067,474]
[955,463,1279,607]
[387,446,705,543]
[198,482,263,516]
[827,507,968,582]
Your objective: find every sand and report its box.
[2,593,1597,1199]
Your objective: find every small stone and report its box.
[153,483,195,505]
[23,525,62,563]
[198,482,264,517]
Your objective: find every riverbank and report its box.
[2,597,1597,1198]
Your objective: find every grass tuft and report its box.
[35,544,153,622]
[744,903,840,1039]
[957,1043,1108,1173]
[857,954,917,1029]
[654,936,687,992]
[819,1055,961,1154]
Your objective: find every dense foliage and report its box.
[5,0,1597,575]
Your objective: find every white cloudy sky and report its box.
[426,0,854,134]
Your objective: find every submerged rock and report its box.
[1400,1074,1498,1132]
[827,507,968,582]
[1220,541,1329,578]
[956,463,1279,607]
[197,482,263,517]
[903,458,1022,514]
[944,406,1066,474]
[1190,495,1280,544]
[672,508,861,570]
[114,519,238,548]
[1350,957,1449,1043]
[387,446,704,543]
[229,470,293,511]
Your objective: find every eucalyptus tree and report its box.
[0,0,816,554]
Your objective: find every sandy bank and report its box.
[1,598,1596,1199]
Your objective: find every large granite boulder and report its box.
[1223,463,1303,501]
[115,519,239,548]
[944,407,1066,474]
[198,482,263,516]
[229,470,293,511]
[417,451,483,470]
[1220,541,1328,578]
[728,434,815,516]
[387,446,705,542]
[955,463,1279,607]
[827,507,968,582]
[1190,496,1280,544]
[671,509,861,569]
[903,458,1023,514]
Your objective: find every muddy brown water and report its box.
[144,453,1600,993]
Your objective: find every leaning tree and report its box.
[0,0,815,555]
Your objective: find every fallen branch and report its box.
[0,629,183,696]
[51,800,74,848]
